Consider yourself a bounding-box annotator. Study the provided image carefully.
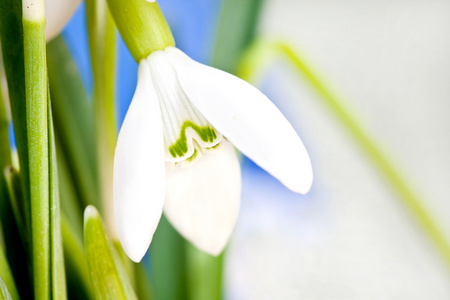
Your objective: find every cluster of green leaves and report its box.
[0,0,266,298]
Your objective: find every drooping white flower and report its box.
[114,46,313,263]
[45,0,82,41]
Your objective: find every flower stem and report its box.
[22,0,50,297]
[106,0,174,61]
[86,0,118,238]
[240,39,450,271]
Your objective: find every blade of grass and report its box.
[84,206,137,300]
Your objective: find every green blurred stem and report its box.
[86,0,118,237]
[62,215,94,299]
[186,244,223,300]
[47,36,99,210]
[239,40,450,271]
[22,14,50,299]
[0,244,19,300]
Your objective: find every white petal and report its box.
[166,47,313,194]
[45,0,82,41]
[114,59,165,262]
[164,140,241,255]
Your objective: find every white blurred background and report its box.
[225,0,450,298]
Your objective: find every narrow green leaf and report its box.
[47,36,99,209]
[0,0,31,238]
[0,243,19,300]
[211,0,265,73]
[0,276,12,300]
[48,99,67,299]
[84,206,137,300]
[62,215,94,300]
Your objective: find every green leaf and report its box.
[0,243,19,300]
[211,0,265,74]
[62,215,94,300]
[0,0,31,239]
[84,206,137,300]
[0,275,12,300]
[47,36,99,210]
[48,99,67,299]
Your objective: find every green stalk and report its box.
[150,215,188,300]
[86,0,118,237]
[239,40,450,271]
[22,1,50,297]
[211,0,265,73]
[47,36,99,210]
[186,244,223,300]
[48,101,67,299]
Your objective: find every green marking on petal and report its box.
[168,121,219,158]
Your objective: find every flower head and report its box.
[114,46,313,262]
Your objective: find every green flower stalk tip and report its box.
[110,0,313,263]
[107,0,174,62]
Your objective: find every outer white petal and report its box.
[164,140,241,255]
[114,59,165,262]
[166,47,313,194]
[45,0,82,41]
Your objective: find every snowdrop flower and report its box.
[108,0,313,262]
[45,0,82,41]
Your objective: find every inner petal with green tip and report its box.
[147,50,222,162]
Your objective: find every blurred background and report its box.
[63,0,450,298]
